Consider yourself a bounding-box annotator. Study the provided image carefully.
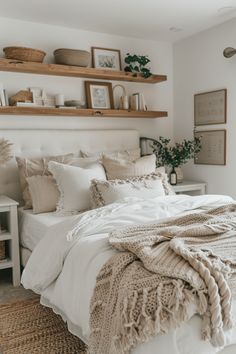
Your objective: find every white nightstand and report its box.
[0,196,20,286]
[172,181,206,195]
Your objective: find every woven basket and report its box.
[0,241,6,260]
[9,90,33,106]
[3,46,46,63]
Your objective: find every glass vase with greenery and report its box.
[152,136,202,170]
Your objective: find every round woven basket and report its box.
[0,241,6,260]
[3,46,46,63]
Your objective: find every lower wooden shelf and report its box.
[0,106,168,119]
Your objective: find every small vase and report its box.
[170,167,177,185]
[175,166,184,183]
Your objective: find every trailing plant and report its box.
[152,136,202,168]
[124,53,152,78]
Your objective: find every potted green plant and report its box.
[152,136,201,184]
[124,53,152,78]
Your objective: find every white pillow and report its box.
[81,148,140,161]
[27,175,60,214]
[90,172,174,208]
[102,154,156,180]
[48,161,106,213]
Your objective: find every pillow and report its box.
[16,153,74,209]
[90,172,174,208]
[81,148,140,161]
[48,161,106,214]
[27,175,60,214]
[102,154,156,180]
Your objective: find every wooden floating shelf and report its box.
[0,106,168,119]
[0,58,167,84]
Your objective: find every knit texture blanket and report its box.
[89,204,236,354]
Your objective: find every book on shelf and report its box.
[130,93,147,111]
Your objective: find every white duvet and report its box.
[22,194,236,354]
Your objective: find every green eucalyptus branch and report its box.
[152,136,202,168]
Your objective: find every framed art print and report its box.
[85,81,114,109]
[91,47,122,71]
[194,89,227,126]
[194,129,226,165]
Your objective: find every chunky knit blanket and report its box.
[89,204,236,354]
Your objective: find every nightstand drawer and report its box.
[172,181,206,195]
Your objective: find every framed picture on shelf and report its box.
[91,47,122,71]
[194,89,227,126]
[85,81,114,109]
[194,129,226,165]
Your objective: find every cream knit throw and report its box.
[89,204,236,354]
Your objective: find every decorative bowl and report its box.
[54,48,90,67]
[3,46,46,63]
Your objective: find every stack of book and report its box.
[0,83,9,106]
[130,92,147,111]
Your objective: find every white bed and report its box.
[1,128,236,354]
[22,194,236,354]
[18,207,76,251]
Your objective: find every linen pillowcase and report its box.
[81,148,141,161]
[102,154,156,180]
[90,172,174,208]
[16,153,74,209]
[48,161,106,214]
[27,175,60,214]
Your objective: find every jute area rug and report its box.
[0,296,88,354]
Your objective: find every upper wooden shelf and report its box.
[0,58,167,84]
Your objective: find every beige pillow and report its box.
[81,148,140,161]
[16,153,74,209]
[90,172,175,208]
[27,175,60,214]
[102,154,156,180]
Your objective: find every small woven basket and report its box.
[0,241,6,260]
[3,46,46,63]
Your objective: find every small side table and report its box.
[172,181,206,195]
[0,196,20,286]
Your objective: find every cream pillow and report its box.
[27,175,60,214]
[81,148,140,161]
[102,154,156,180]
[48,161,106,214]
[90,172,174,208]
[16,153,74,209]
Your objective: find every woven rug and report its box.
[0,296,88,354]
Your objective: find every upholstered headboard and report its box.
[0,129,139,203]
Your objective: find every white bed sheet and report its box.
[22,195,236,354]
[18,207,76,251]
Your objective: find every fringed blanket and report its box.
[89,204,236,354]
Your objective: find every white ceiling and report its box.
[0,0,236,42]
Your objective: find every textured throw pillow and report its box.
[81,148,141,161]
[48,161,106,214]
[90,172,174,208]
[27,175,60,214]
[16,153,74,209]
[102,154,156,180]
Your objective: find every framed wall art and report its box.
[91,47,122,71]
[194,129,226,165]
[85,81,114,109]
[194,89,227,126]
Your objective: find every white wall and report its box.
[174,18,236,198]
[0,17,173,140]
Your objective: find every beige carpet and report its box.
[0,296,88,354]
